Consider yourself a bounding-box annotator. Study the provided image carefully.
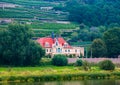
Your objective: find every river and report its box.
[0,80,120,85]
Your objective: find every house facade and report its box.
[37,36,84,57]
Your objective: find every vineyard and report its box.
[0,0,78,38]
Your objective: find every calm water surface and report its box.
[0,80,120,85]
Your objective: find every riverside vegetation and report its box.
[0,0,120,83]
[0,57,120,82]
[0,24,120,83]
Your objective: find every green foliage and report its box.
[40,58,52,66]
[0,66,120,82]
[99,60,115,70]
[69,26,103,42]
[65,0,120,26]
[90,39,107,58]
[52,55,68,66]
[0,24,45,66]
[75,59,83,66]
[82,61,91,71]
[23,41,45,66]
[103,28,120,58]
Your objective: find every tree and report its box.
[52,55,68,66]
[64,0,120,26]
[90,39,107,58]
[23,40,45,66]
[0,24,45,66]
[99,60,115,70]
[103,28,120,58]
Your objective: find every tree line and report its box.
[89,28,120,58]
[0,24,45,66]
[55,0,120,27]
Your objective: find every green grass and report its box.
[30,22,78,37]
[0,66,120,82]
[0,25,8,28]
[0,66,74,72]
[31,23,78,30]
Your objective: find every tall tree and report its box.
[0,24,45,66]
[103,28,120,58]
[90,39,107,58]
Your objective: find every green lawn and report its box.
[0,66,75,72]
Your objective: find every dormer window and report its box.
[64,43,68,47]
[45,42,50,47]
[55,38,59,46]
[56,42,58,46]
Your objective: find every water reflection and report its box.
[0,80,120,85]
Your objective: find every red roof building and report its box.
[37,37,84,57]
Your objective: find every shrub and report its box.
[40,58,52,66]
[82,60,91,71]
[75,59,83,66]
[52,55,68,66]
[44,54,52,58]
[99,60,115,70]
[68,63,75,66]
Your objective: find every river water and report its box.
[0,80,120,85]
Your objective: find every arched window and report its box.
[46,49,48,52]
[56,48,62,53]
[55,38,59,46]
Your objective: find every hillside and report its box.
[1,0,120,47]
[0,0,79,38]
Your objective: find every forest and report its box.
[0,0,120,60]
[55,0,120,26]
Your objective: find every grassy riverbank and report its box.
[0,66,120,82]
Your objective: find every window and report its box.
[57,48,61,53]
[68,50,70,52]
[75,50,77,52]
[64,43,68,47]
[65,50,67,52]
[46,49,48,52]
[55,39,59,46]
[45,42,50,47]
[50,49,52,52]
[56,42,58,46]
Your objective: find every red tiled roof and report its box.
[37,37,72,48]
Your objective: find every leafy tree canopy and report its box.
[103,28,120,58]
[90,39,107,58]
[0,24,45,66]
[64,0,120,26]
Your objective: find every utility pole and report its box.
[86,46,87,58]
[91,47,92,58]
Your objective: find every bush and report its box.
[52,55,68,66]
[75,59,83,66]
[82,60,91,71]
[40,58,52,66]
[99,60,115,70]
[68,63,75,66]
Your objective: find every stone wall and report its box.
[68,58,120,64]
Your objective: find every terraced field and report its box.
[0,0,88,46]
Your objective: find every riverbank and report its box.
[0,66,120,82]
